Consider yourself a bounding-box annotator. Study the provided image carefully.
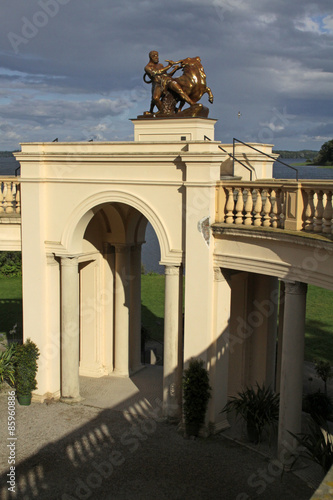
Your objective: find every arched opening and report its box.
[60,199,184,419]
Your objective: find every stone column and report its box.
[102,242,114,374]
[208,267,231,431]
[114,245,131,376]
[275,281,285,393]
[60,256,81,401]
[163,265,182,420]
[278,280,307,458]
[130,244,143,374]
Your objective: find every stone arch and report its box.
[61,190,173,263]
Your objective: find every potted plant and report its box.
[222,383,279,443]
[14,338,40,405]
[183,358,211,437]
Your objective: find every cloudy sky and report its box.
[0,0,332,151]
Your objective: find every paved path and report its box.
[0,366,319,500]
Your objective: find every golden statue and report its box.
[141,51,214,118]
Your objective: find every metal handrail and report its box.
[204,136,255,180]
[233,138,299,181]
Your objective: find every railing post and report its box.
[283,183,304,231]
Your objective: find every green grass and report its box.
[0,276,22,342]
[141,274,165,343]
[305,284,333,364]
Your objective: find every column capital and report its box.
[214,267,224,282]
[46,253,59,266]
[60,256,79,267]
[114,245,131,254]
[165,265,180,276]
[283,281,307,296]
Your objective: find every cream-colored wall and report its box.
[0,222,21,251]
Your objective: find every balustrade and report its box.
[216,180,333,237]
[0,179,21,216]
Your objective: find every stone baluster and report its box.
[270,189,278,228]
[1,182,8,213]
[314,190,324,233]
[235,188,244,225]
[244,188,253,226]
[253,188,263,226]
[279,190,285,229]
[304,189,315,232]
[5,182,14,213]
[15,185,21,214]
[322,190,333,234]
[262,188,272,227]
[225,187,235,224]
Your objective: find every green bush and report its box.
[303,391,333,423]
[183,358,211,435]
[0,342,17,386]
[0,252,22,277]
[315,359,333,395]
[222,383,280,443]
[14,339,40,395]
[290,417,333,473]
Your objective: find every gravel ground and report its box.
[0,391,316,500]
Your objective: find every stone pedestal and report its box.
[132,117,217,142]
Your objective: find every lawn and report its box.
[141,273,165,343]
[305,284,333,363]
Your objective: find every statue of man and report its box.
[144,51,195,114]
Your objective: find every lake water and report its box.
[2,157,332,273]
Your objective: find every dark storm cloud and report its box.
[0,0,332,149]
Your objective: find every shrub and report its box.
[222,383,280,443]
[183,358,211,436]
[14,338,40,395]
[0,342,17,386]
[315,359,333,395]
[290,417,333,473]
[303,391,333,423]
[0,252,22,277]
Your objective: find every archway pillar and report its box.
[163,264,183,420]
[130,243,143,374]
[278,280,307,458]
[113,245,131,376]
[60,256,81,401]
[208,267,231,431]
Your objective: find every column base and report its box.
[130,364,146,376]
[60,395,85,404]
[163,402,181,421]
[208,415,231,434]
[111,369,130,378]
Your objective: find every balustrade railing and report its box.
[0,179,21,216]
[215,180,333,237]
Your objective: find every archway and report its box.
[60,198,184,418]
